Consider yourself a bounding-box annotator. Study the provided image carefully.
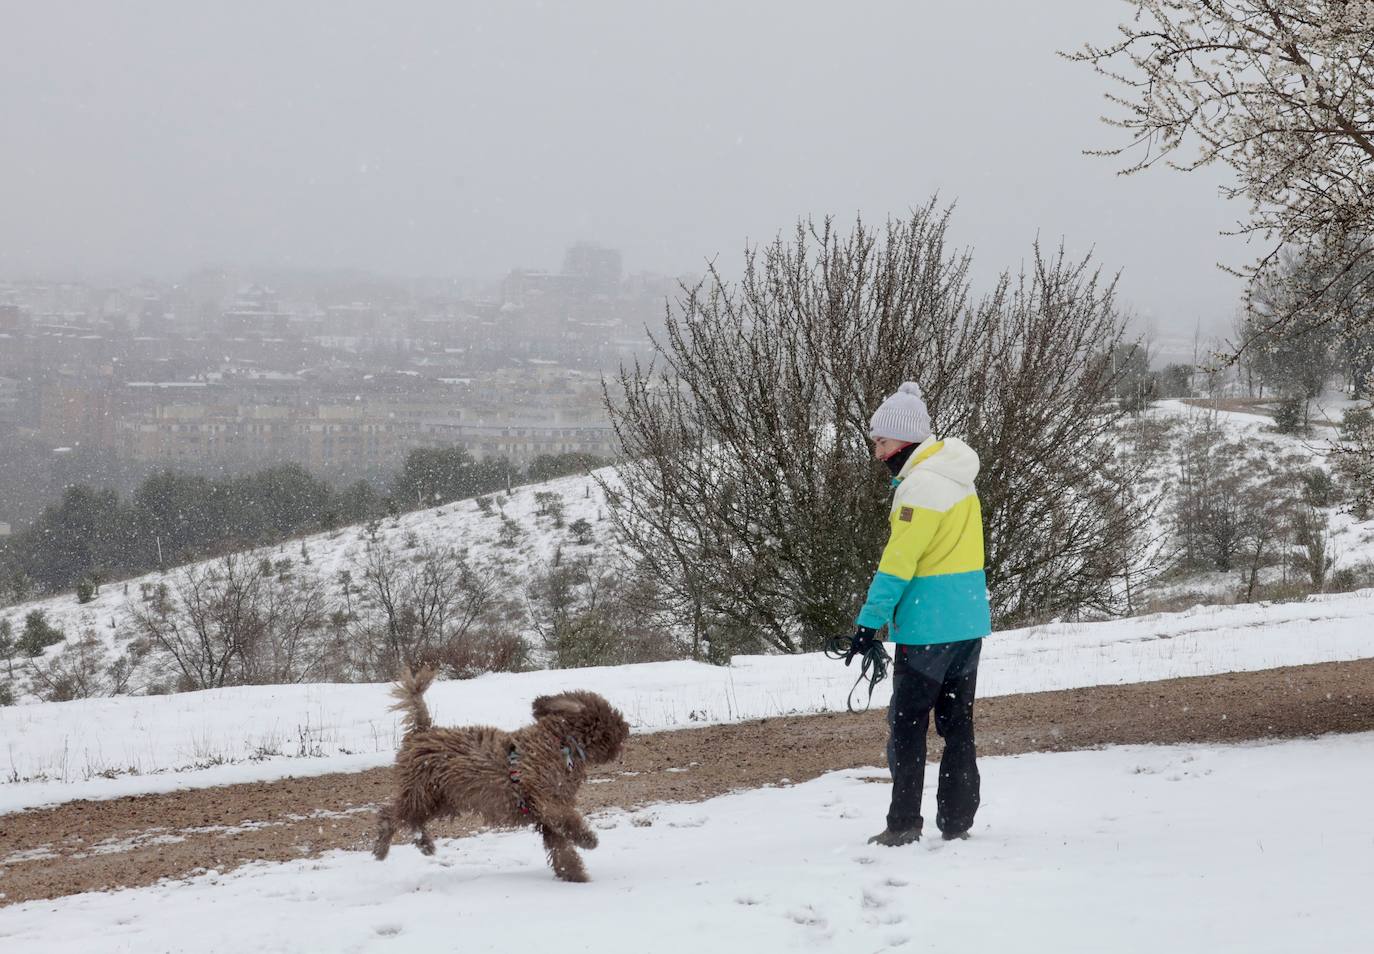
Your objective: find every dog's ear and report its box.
[532,694,585,720]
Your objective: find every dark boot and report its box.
[940,829,970,841]
[868,826,922,847]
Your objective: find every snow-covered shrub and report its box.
[1333,407,1374,521]
[527,557,685,669]
[17,610,64,657]
[345,540,520,680]
[24,629,144,702]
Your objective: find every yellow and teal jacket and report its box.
[855,435,992,645]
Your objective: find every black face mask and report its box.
[883,442,918,478]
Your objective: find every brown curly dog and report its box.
[372,667,631,882]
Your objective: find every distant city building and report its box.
[113,403,415,475]
[562,242,623,294]
[0,376,18,435]
[36,371,114,447]
[418,417,616,463]
[0,303,26,333]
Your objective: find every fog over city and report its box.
[3,1,1238,327]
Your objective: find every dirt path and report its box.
[3,658,1372,906]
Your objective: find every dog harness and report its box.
[562,737,588,771]
[507,735,588,816]
[506,744,531,815]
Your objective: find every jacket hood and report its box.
[897,435,980,489]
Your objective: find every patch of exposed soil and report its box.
[1178,397,1277,417]
[2,658,1372,906]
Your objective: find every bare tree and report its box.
[1169,419,1334,597]
[604,206,1151,655]
[1248,249,1343,428]
[527,556,682,669]
[240,574,332,685]
[1068,2,1374,352]
[130,555,268,690]
[349,541,518,678]
[129,553,334,690]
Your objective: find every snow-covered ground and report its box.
[3,587,1372,813]
[3,733,1370,953]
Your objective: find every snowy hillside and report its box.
[2,586,1371,813]
[3,397,1372,706]
[1,467,620,685]
[3,734,1371,953]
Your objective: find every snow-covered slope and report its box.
[3,734,1370,953]
[5,398,1371,683]
[2,587,1371,813]
[1,468,619,675]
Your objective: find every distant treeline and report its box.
[0,448,606,598]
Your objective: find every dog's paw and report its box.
[572,830,599,850]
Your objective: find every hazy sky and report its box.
[2,1,1244,333]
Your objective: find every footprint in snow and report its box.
[786,905,828,929]
[667,816,707,829]
[374,924,403,938]
[862,889,905,926]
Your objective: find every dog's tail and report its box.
[389,664,437,733]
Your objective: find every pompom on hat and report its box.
[868,381,931,444]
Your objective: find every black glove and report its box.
[845,625,880,665]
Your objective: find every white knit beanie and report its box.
[869,381,931,443]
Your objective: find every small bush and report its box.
[1333,407,1374,520]
[1289,504,1336,590]
[533,491,566,528]
[1158,363,1195,399]
[527,559,685,669]
[76,576,98,604]
[1329,561,1374,593]
[568,518,595,546]
[498,515,522,547]
[1300,468,1336,509]
[416,630,529,680]
[25,630,142,702]
[17,610,65,657]
[1274,396,1305,434]
[0,618,14,677]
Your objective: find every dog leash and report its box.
[823,635,891,713]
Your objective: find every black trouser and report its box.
[885,637,982,836]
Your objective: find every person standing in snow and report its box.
[846,381,992,846]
